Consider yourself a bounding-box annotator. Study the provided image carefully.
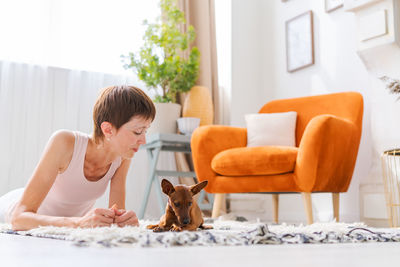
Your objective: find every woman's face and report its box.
[112,116,151,159]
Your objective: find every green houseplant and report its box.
[123,0,200,103]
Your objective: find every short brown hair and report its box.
[93,85,155,143]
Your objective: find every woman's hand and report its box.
[110,204,139,227]
[76,208,115,228]
[113,209,139,227]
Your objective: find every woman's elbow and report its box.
[10,213,23,231]
[11,220,21,231]
[10,211,31,231]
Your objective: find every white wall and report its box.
[230,0,271,126]
[229,0,382,223]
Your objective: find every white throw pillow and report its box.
[245,112,297,147]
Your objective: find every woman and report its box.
[0,85,155,230]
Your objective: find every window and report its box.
[0,0,159,74]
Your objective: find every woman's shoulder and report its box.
[47,130,75,153]
[47,130,76,171]
[50,129,75,143]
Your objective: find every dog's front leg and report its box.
[171,224,183,232]
[153,224,173,232]
[181,223,200,231]
[153,220,173,232]
[199,224,213,230]
[148,214,173,232]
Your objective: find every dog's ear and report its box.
[190,180,208,196]
[161,179,175,195]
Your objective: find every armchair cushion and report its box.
[211,146,298,176]
[245,111,297,147]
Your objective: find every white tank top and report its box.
[36,131,122,217]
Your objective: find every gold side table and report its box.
[381,149,400,227]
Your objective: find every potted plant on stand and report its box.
[123,0,200,135]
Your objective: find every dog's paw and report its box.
[171,225,183,232]
[146,224,158,230]
[199,224,213,230]
[153,226,166,232]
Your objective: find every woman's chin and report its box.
[123,150,136,159]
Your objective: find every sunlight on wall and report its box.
[215,0,232,125]
[0,0,159,74]
[310,74,330,95]
[215,0,232,98]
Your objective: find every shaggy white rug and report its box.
[1,219,400,248]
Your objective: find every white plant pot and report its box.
[177,117,200,135]
[147,103,181,135]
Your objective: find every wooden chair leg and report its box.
[272,194,279,223]
[302,192,313,224]
[332,193,339,222]
[212,193,225,218]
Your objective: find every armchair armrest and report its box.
[294,114,361,192]
[191,125,247,192]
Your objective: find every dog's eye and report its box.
[188,202,192,207]
[174,202,180,207]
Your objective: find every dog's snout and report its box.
[183,218,190,225]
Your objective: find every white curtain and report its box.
[0,60,135,192]
[0,61,170,219]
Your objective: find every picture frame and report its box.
[344,0,381,11]
[285,10,314,73]
[325,0,344,13]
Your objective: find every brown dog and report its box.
[147,179,213,232]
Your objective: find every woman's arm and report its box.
[109,158,139,227]
[109,158,131,209]
[11,130,75,230]
[11,130,114,230]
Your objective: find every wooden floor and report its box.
[1,233,400,267]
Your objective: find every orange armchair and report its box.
[191,92,363,224]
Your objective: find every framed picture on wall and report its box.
[285,10,314,73]
[325,0,344,13]
[344,0,381,11]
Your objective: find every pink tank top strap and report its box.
[66,131,89,172]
